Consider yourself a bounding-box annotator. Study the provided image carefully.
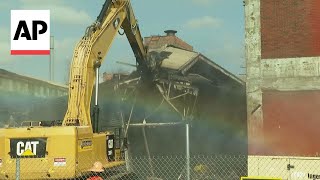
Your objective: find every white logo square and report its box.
[11,10,50,55]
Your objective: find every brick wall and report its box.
[262,90,320,156]
[246,0,320,156]
[261,0,320,59]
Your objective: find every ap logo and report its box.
[11,10,50,55]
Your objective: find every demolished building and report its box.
[97,30,247,156]
[7,30,247,157]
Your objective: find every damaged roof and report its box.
[158,46,245,86]
[160,46,199,70]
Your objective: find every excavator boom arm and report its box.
[62,0,147,127]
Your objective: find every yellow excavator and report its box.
[0,0,149,179]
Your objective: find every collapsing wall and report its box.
[109,72,247,156]
[245,0,320,156]
[100,41,247,156]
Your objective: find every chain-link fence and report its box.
[8,154,320,180]
[1,155,247,180]
[126,155,247,180]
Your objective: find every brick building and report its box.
[144,30,193,51]
[245,0,320,156]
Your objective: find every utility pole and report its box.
[49,36,54,81]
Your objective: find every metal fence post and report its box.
[186,123,190,180]
[16,158,20,180]
[125,150,131,172]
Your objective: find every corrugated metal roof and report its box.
[160,47,199,70]
[0,69,67,89]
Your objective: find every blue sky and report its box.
[0,0,244,84]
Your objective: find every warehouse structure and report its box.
[0,69,67,127]
[0,69,67,98]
